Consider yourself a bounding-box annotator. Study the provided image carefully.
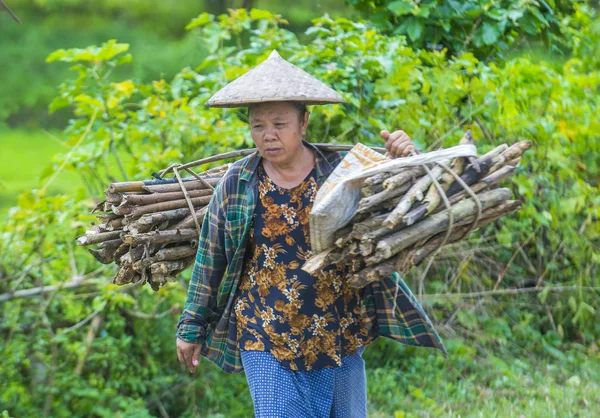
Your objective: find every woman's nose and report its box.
[264,126,278,141]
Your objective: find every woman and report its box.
[176,51,446,417]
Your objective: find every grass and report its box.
[0,129,84,210]
[364,341,600,417]
[192,338,599,417]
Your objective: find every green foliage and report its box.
[345,0,562,59]
[1,4,599,417]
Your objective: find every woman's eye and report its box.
[252,125,263,129]
[276,123,286,127]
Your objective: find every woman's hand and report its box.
[381,129,416,158]
[177,337,202,374]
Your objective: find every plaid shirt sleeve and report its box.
[176,179,228,344]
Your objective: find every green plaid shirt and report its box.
[176,141,447,373]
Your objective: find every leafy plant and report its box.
[345,0,563,60]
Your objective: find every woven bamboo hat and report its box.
[205,50,346,108]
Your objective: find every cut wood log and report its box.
[122,188,213,206]
[173,206,208,230]
[357,182,411,214]
[150,258,195,275]
[407,200,522,269]
[368,188,512,265]
[382,166,425,190]
[348,200,522,288]
[133,246,197,271]
[112,196,211,217]
[383,158,452,227]
[105,218,124,231]
[122,229,198,246]
[95,213,122,223]
[97,238,123,250]
[487,141,531,174]
[88,248,114,264]
[114,265,136,285]
[302,247,337,275]
[433,165,515,211]
[105,192,125,203]
[77,231,122,246]
[141,177,221,194]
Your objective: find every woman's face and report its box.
[249,102,309,165]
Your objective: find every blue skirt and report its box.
[241,347,367,418]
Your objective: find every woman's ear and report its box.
[301,111,310,135]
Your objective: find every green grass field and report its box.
[0,129,84,210]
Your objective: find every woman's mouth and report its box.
[265,148,281,155]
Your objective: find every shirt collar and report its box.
[239,140,335,183]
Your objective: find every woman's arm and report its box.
[176,181,228,345]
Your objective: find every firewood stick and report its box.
[122,207,191,226]
[487,141,531,174]
[88,248,114,264]
[348,200,521,288]
[97,238,123,250]
[302,247,338,274]
[77,231,122,246]
[118,245,147,266]
[361,164,415,189]
[108,174,222,193]
[407,201,522,269]
[401,157,468,227]
[105,192,125,203]
[432,165,515,212]
[173,207,208,230]
[382,166,426,190]
[91,224,109,234]
[360,182,384,198]
[125,219,169,235]
[368,188,512,265]
[392,202,521,276]
[357,182,412,214]
[133,247,197,271]
[114,242,131,261]
[333,226,353,245]
[383,158,452,227]
[113,265,136,285]
[122,229,198,246]
[444,144,508,196]
[113,196,212,217]
[350,213,388,237]
[122,188,213,205]
[125,207,201,233]
[420,150,468,215]
[109,181,146,193]
[505,157,520,167]
[150,258,195,275]
[141,177,221,194]
[104,218,124,231]
[95,213,122,223]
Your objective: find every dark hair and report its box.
[247,101,308,123]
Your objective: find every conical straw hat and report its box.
[205,50,346,108]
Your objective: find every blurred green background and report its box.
[0,0,353,209]
[1,1,599,417]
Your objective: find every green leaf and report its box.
[406,19,423,42]
[481,22,501,45]
[250,9,274,20]
[185,12,214,31]
[387,1,413,16]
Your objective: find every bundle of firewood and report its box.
[303,132,531,289]
[76,164,230,290]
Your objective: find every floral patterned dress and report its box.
[235,163,374,371]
